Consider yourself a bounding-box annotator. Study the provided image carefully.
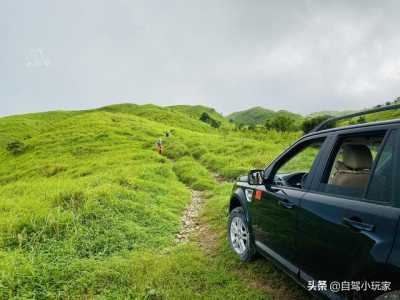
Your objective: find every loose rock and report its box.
[175,190,204,243]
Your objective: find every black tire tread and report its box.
[227,206,256,262]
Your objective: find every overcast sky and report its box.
[2,0,400,117]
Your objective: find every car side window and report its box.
[320,132,386,199]
[272,139,325,190]
[366,131,396,203]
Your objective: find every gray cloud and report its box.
[1,0,400,116]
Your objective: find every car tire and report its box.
[228,206,256,261]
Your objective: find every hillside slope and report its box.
[167,105,230,128]
[98,103,220,132]
[0,104,305,299]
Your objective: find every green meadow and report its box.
[0,104,308,299]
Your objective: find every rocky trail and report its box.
[175,190,205,243]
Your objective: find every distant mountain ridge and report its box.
[227,107,274,125]
[306,110,356,118]
[227,100,400,128]
[227,106,303,126]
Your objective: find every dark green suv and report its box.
[228,106,400,300]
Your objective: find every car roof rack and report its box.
[311,103,400,133]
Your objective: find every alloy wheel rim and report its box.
[230,216,249,255]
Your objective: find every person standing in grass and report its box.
[155,138,163,154]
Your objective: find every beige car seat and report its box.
[329,144,373,189]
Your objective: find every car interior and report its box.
[329,144,373,189]
[324,135,386,198]
[272,135,392,199]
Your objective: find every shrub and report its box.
[6,140,26,155]
[199,112,221,128]
[265,115,298,132]
[39,164,67,177]
[301,115,333,134]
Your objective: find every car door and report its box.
[297,128,400,295]
[250,136,328,273]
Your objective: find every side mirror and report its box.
[248,169,265,185]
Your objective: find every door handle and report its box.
[342,217,375,232]
[271,187,295,209]
[278,199,295,209]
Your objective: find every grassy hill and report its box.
[167,105,230,128]
[0,104,305,299]
[227,106,275,125]
[98,103,217,132]
[228,102,400,131]
[227,106,303,127]
[306,110,356,118]
[312,103,400,128]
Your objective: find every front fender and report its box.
[230,185,253,224]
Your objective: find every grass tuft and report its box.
[6,140,27,155]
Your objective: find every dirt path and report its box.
[175,170,223,245]
[175,188,220,257]
[175,190,204,243]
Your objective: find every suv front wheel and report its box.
[228,207,256,261]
